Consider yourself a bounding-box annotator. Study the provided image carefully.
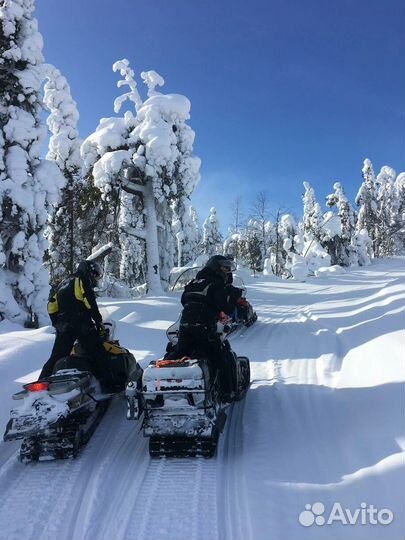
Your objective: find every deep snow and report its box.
[0,258,404,540]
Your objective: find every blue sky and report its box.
[36,0,405,231]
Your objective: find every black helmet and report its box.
[205,255,235,280]
[76,259,102,287]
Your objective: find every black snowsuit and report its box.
[166,267,238,398]
[39,271,112,386]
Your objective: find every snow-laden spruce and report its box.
[179,205,201,266]
[302,181,323,242]
[0,0,64,324]
[394,172,405,252]
[355,158,378,254]
[202,207,222,256]
[354,158,405,260]
[43,64,84,286]
[81,59,201,293]
[326,181,358,266]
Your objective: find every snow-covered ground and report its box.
[0,258,404,540]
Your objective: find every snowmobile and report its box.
[3,322,137,463]
[227,292,257,332]
[126,319,250,458]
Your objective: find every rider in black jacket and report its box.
[39,260,113,387]
[167,255,239,402]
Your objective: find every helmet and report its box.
[205,255,235,280]
[76,260,103,287]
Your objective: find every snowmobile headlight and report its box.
[24,381,49,393]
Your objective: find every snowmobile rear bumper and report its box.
[149,434,218,458]
[143,409,216,438]
[146,409,227,458]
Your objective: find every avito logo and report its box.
[298,502,394,527]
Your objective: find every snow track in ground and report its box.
[130,457,218,540]
[218,399,253,540]
[0,259,404,540]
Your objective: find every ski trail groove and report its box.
[68,399,148,540]
[0,453,78,540]
[129,457,218,540]
[218,398,253,540]
[0,446,25,503]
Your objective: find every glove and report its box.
[96,321,106,337]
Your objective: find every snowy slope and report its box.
[0,258,404,540]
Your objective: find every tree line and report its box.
[0,1,404,325]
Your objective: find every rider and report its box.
[166,255,239,402]
[39,260,114,388]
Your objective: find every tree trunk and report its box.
[143,182,163,293]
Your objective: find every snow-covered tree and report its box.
[157,200,176,288]
[0,0,64,324]
[318,210,343,265]
[223,232,241,261]
[43,64,84,285]
[180,205,201,265]
[302,181,322,241]
[202,207,222,256]
[353,228,372,266]
[276,214,301,276]
[326,182,357,265]
[393,172,405,253]
[118,190,144,285]
[355,158,378,256]
[81,59,201,293]
[264,209,283,276]
[374,166,398,257]
[236,220,263,272]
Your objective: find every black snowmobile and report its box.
[126,318,250,458]
[226,289,258,333]
[3,323,138,462]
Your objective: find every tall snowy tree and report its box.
[266,209,284,276]
[43,64,84,285]
[179,205,201,265]
[302,181,322,241]
[0,0,63,323]
[392,172,405,254]
[202,207,222,256]
[277,214,300,275]
[238,220,263,272]
[374,166,398,257]
[326,182,357,265]
[355,158,378,256]
[81,59,201,293]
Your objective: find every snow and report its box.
[80,116,132,170]
[315,265,346,277]
[92,149,132,192]
[322,210,342,238]
[0,258,404,540]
